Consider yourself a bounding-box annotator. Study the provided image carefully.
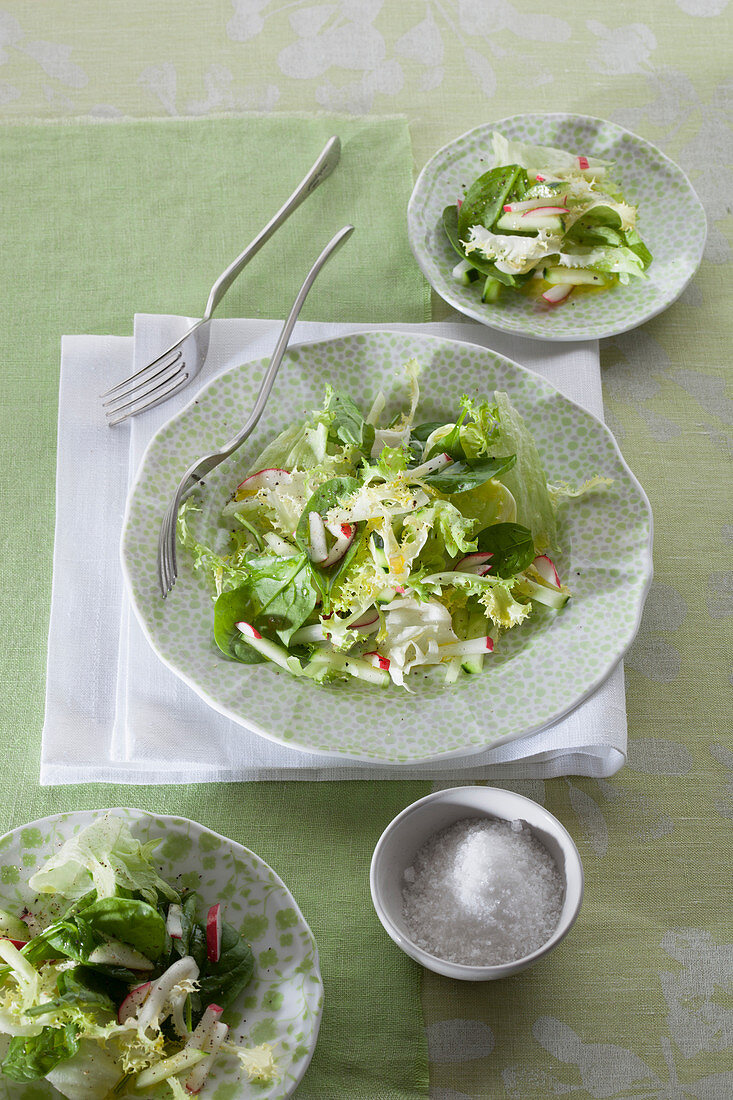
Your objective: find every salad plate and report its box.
[0,808,323,1100]
[122,331,653,763]
[408,113,706,341]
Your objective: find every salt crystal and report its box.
[402,817,564,966]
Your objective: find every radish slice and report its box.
[438,637,494,658]
[409,453,453,479]
[455,552,493,573]
[364,651,390,671]
[118,981,152,1024]
[522,205,567,216]
[8,940,27,950]
[533,554,562,588]
[185,1021,229,1094]
[186,1004,223,1052]
[236,468,291,493]
[89,938,154,971]
[503,197,562,214]
[206,904,221,963]
[577,156,589,170]
[166,904,183,940]
[347,609,379,630]
[542,284,572,304]
[457,198,462,209]
[308,512,328,563]
[535,174,546,182]
[319,521,356,568]
[238,622,262,640]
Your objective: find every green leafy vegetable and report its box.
[2,1023,80,1081]
[324,388,376,454]
[194,920,255,1016]
[457,164,528,241]
[423,454,516,494]
[476,522,535,577]
[82,897,167,961]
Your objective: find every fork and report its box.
[157,223,355,598]
[102,135,342,425]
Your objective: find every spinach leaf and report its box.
[476,522,535,577]
[324,389,375,454]
[411,421,447,443]
[213,554,318,658]
[169,893,199,960]
[213,586,264,663]
[22,916,100,968]
[441,205,498,277]
[194,920,254,1016]
[83,897,167,961]
[457,164,528,241]
[424,455,516,494]
[294,477,361,612]
[2,1024,80,1082]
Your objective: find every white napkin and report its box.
[41,316,626,785]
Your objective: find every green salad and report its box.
[0,816,276,1098]
[443,131,652,307]
[181,361,607,689]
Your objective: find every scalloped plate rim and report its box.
[120,329,653,765]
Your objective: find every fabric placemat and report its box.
[41,317,626,784]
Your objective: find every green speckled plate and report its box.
[0,808,323,1100]
[408,113,706,341]
[121,331,653,764]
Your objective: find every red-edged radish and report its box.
[319,521,355,568]
[533,554,562,588]
[438,637,494,658]
[206,904,221,963]
[577,156,589,170]
[236,468,291,493]
[236,623,305,675]
[8,940,27,950]
[363,651,390,671]
[455,552,493,574]
[118,981,152,1024]
[503,197,564,214]
[535,174,546,182]
[522,205,567,216]
[347,609,379,630]
[135,1049,207,1090]
[166,904,183,940]
[185,1020,229,1094]
[542,284,572,305]
[409,452,453,479]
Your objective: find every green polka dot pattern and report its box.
[0,809,323,1100]
[408,113,707,341]
[122,331,653,763]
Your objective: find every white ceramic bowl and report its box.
[370,786,583,981]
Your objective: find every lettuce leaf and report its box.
[28,816,179,906]
[489,392,557,553]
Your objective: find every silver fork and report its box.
[157,223,355,598]
[102,135,342,425]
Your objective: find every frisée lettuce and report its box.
[443,130,652,307]
[180,361,609,689]
[0,815,277,1098]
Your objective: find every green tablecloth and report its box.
[0,2,731,1098]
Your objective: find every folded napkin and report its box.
[41,317,626,785]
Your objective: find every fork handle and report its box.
[203,135,341,320]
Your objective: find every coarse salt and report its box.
[402,817,564,965]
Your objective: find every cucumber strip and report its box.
[495,212,565,234]
[444,657,462,683]
[544,266,610,287]
[482,276,502,303]
[452,258,480,285]
[303,650,389,687]
[516,577,570,610]
[136,1049,208,1089]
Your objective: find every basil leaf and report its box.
[2,1024,80,1082]
[425,455,516,494]
[476,522,535,577]
[457,164,528,240]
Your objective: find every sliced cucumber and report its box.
[370,535,389,573]
[516,577,570,610]
[544,266,610,287]
[495,212,565,234]
[452,258,480,285]
[481,276,502,303]
[461,610,489,674]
